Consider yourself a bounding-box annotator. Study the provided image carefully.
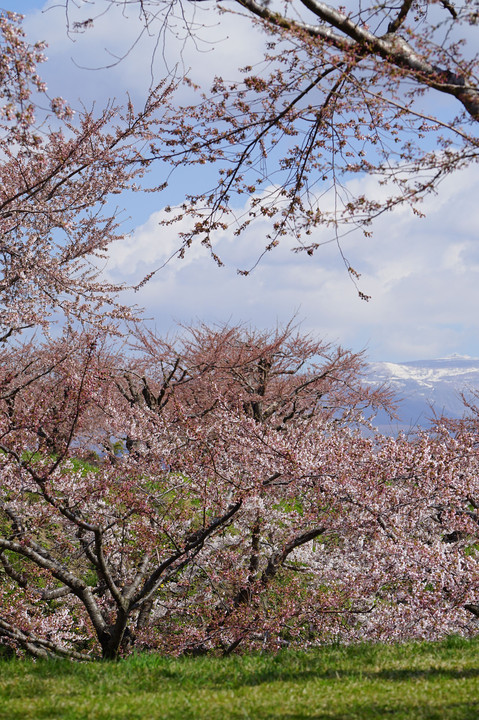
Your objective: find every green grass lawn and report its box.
[0,636,478,719]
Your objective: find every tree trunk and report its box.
[99,612,131,660]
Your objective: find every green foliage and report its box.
[272,497,304,516]
[19,451,99,475]
[464,543,479,557]
[66,457,100,475]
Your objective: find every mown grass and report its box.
[0,636,478,719]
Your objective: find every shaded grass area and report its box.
[0,636,478,719]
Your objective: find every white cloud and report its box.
[103,164,479,362]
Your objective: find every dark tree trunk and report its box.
[99,612,131,660]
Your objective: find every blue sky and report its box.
[7,0,479,362]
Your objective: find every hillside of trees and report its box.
[0,10,477,660]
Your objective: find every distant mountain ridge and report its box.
[367,355,479,434]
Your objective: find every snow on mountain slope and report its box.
[367,355,479,433]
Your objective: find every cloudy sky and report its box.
[8,0,479,362]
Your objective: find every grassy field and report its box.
[0,636,478,719]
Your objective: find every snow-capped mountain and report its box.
[367,355,479,434]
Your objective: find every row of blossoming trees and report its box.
[0,11,477,660]
[1,321,478,660]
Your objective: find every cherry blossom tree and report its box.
[0,323,477,660]
[62,0,478,288]
[117,321,394,430]
[0,11,174,339]
[0,9,477,662]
